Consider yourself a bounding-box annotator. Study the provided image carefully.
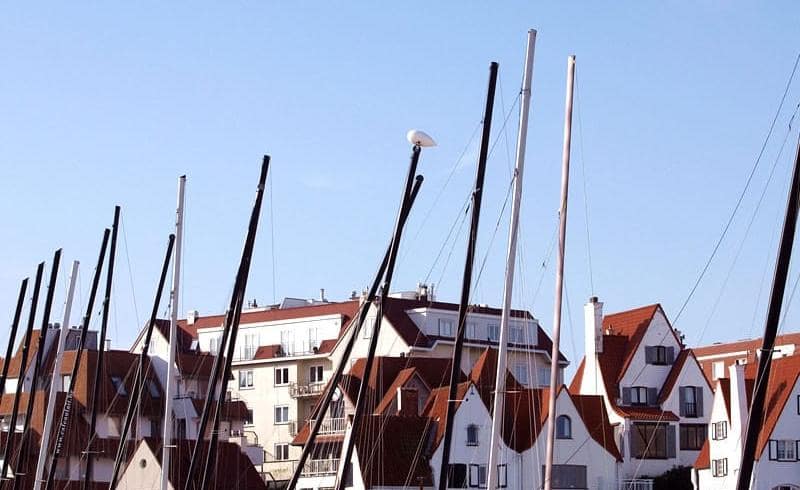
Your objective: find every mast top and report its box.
[406,129,436,148]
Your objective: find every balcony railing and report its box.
[619,479,654,490]
[289,382,326,398]
[289,417,346,437]
[301,458,339,477]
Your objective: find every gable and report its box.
[618,308,682,389]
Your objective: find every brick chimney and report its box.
[582,297,604,395]
[397,387,419,416]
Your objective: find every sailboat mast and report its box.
[33,260,79,490]
[14,250,62,490]
[109,234,176,489]
[543,55,575,490]
[161,175,185,490]
[0,279,29,398]
[0,262,44,483]
[486,29,536,490]
[83,206,120,490]
[44,229,110,490]
[438,61,498,490]
[736,132,800,489]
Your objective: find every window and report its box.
[712,361,725,380]
[797,395,800,414]
[712,421,728,440]
[439,318,455,337]
[467,322,478,339]
[629,386,649,406]
[239,370,254,389]
[645,345,673,365]
[468,464,487,488]
[488,324,500,341]
[556,416,572,439]
[150,418,161,437]
[712,458,728,477]
[630,423,675,459]
[496,464,507,488]
[245,409,254,426]
[538,367,551,387]
[514,364,529,386]
[310,365,324,384]
[274,443,290,461]
[240,332,258,360]
[61,374,71,390]
[509,324,525,344]
[274,405,289,424]
[146,379,161,398]
[679,424,706,450]
[274,367,289,386]
[111,376,127,396]
[209,336,221,355]
[542,464,587,489]
[680,386,703,418]
[446,463,467,488]
[307,327,320,352]
[769,440,799,461]
[466,424,479,446]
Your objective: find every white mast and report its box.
[486,29,536,490]
[543,55,575,490]
[161,175,185,490]
[33,260,79,490]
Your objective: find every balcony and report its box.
[289,382,326,398]
[301,458,340,477]
[619,479,654,490]
[289,417,346,437]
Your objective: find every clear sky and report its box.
[1,3,799,378]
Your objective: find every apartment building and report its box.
[570,298,712,485]
[693,356,800,489]
[693,331,800,383]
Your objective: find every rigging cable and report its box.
[673,52,800,324]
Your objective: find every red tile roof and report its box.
[570,393,623,461]
[693,331,800,383]
[181,300,361,331]
[694,439,710,469]
[755,354,800,460]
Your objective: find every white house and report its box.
[570,298,713,485]
[694,355,800,489]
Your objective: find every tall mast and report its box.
[334,132,433,490]
[108,234,175,489]
[543,54,575,490]
[487,29,536,490]
[736,133,800,489]
[161,175,185,490]
[14,250,61,490]
[286,174,424,489]
[438,61,498,490]
[185,157,269,490]
[33,260,79,490]
[44,229,110,490]
[0,279,29,398]
[0,262,44,483]
[83,206,120,490]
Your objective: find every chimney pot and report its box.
[187,310,199,325]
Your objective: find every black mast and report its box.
[0,262,44,483]
[83,206,120,490]
[108,234,175,489]
[185,157,269,490]
[45,229,110,490]
[286,176,424,489]
[437,61,498,490]
[334,145,426,490]
[0,279,29,397]
[736,133,800,489]
[12,250,62,490]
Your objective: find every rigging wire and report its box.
[575,70,595,295]
[673,52,800,324]
[269,169,277,304]
[121,215,141,328]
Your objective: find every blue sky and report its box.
[1,3,799,376]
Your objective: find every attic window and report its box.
[111,377,127,396]
[466,424,479,446]
[645,345,673,365]
[556,416,572,439]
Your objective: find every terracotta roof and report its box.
[374,367,426,415]
[189,398,250,421]
[177,351,217,379]
[657,349,690,403]
[613,406,679,421]
[5,329,45,377]
[136,438,266,490]
[755,354,800,460]
[570,393,623,461]
[253,344,283,360]
[694,439,710,469]
[352,415,434,487]
[181,300,361,331]
[423,381,474,448]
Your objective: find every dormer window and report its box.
[556,416,572,439]
[438,318,455,337]
[111,376,127,396]
[645,345,674,365]
[624,386,652,406]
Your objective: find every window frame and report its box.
[496,464,507,488]
[466,424,480,446]
[541,464,588,489]
[274,367,289,386]
[630,386,648,406]
[712,421,728,440]
[239,369,255,389]
[556,415,572,439]
[488,323,500,342]
[244,409,254,426]
[274,405,290,425]
[712,458,728,477]
[679,423,706,450]
[309,365,324,384]
[438,318,455,337]
[514,364,529,386]
[468,464,487,488]
[632,423,668,459]
[274,443,290,461]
